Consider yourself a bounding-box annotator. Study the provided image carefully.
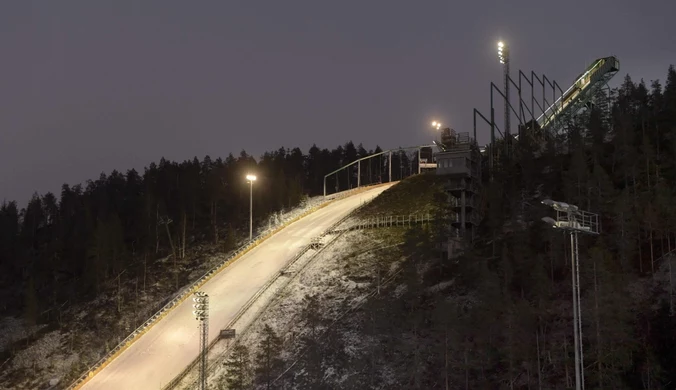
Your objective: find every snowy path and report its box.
[80,184,393,390]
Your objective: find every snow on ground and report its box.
[427,279,454,293]
[0,329,78,390]
[254,195,326,239]
[210,223,409,387]
[0,317,47,353]
[220,230,366,361]
[0,195,332,390]
[11,331,64,370]
[393,283,407,298]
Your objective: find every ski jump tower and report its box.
[475,56,621,174]
[433,55,620,257]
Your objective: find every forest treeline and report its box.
[215,66,676,389]
[468,66,676,387]
[397,66,676,388]
[0,141,420,324]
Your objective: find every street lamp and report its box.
[193,291,209,390]
[431,120,441,130]
[246,174,257,242]
[541,199,600,390]
[497,41,511,147]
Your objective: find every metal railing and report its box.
[449,196,481,209]
[323,145,435,197]
[451,212,483,226]
[445,179,481,194]
[166,190,376,389]
[270,244,406,386]
[66,183,386,390]
[346,213,432,231]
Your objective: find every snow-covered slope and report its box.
[80,184,393,390]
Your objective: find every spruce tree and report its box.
[254,324,284,390]
[222,343,252,390]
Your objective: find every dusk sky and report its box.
[1,0,674,205]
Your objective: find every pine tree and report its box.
[222,343,252,390]
[295,294,325,389]
[254,324,284,390]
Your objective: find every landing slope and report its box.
[81,184,394,390]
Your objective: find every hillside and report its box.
[217,173,676,389]
[0,197,330,390]
[212,173,453,389]
[214,68,676,389]
[0,141,421,389]
[355,173,447,217]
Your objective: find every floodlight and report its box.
[541,216,558,227]
[542,199,579,213]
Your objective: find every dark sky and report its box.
[1,1,674,205]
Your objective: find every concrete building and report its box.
[434,129,482,257]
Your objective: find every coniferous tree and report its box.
[7,63,676,389]
[295,294,326,389]
[254,324,284,390]
[222,343,252,390]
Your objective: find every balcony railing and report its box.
[449,196,481,209]
[451,211,482,226]
[445,180,481,193]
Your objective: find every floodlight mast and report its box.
[193,292,209,390]
[541,199,600,390]
[497,41,510,153]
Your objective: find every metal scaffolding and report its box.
[192,291,209,390]
[322,144,436,197]
[475,56,620,176]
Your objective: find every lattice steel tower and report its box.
[498,41,510,156]
[193,291,209,390]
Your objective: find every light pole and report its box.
[246,174,257,242]
[427,121,443,173]
[498,41,510,153]
[192,291,209,390]
[432,120,442,151]
[541,199,600,390]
